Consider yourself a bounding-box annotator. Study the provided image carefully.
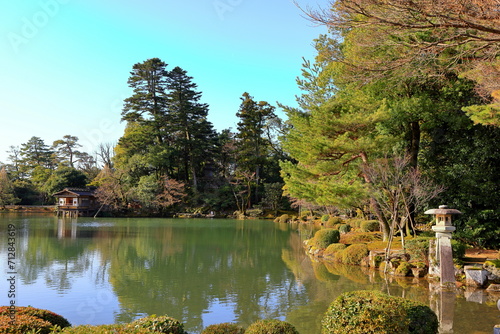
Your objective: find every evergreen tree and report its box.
[0,167,20,207]
[235,93,277,204]
[53,135,82,168]
[165,66,217,189]
[122,58,170,144]
[20,136,54,172]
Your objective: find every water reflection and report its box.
[0,216,498,334]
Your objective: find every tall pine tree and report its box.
[235,92,277,204]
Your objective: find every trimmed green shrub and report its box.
[59,324,154,333]
[401,300,439,334]
[313,229,341,249]
[340,244,369,265]
[326,216,343,228]
[360,220,380,232]
[130,315,187,334]
[201,322,245,334]
[0,314,53,334]
[246,319,299,334]
[321,290,438,334]
[0,306,71,334]
[345,218,364,228]
[338,224,351,234]
[323,243,347,258]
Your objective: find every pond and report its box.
[0,214,499,333]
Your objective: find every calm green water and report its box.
[0,215,499,333]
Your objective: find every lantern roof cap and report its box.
[424,205,462,215]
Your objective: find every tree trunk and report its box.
[360,151,391,241]
[407,121,421,231]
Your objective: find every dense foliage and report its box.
[279,1,500,247]
[321,290,438,334]
[201,323,245,334]
[245,319,299,334]
[0,306,71,334]
[312,229,341,249]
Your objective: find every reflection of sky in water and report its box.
[202,296,237,327]
[0,249,122,326]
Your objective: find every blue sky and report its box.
[0,0,327,163]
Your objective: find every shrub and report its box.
[326,216,343,228]
[338,224,351,234]
[0,314,53,334]
[246,319,299,334]
[360,220,380,232]
[340,244,369,265]
[130,315,187,334]
[313,229,340,249]
[59,324,154,333]
[395,261,412,276]
[321,214,330,222]
[321,290,438,334]
[0,306,71,333]
[345,218,364,228]
[450,240,467,259]
[406,237,466,262]
[323,243,347,258]
[401,300,439,334]
[341,232,381,244]
[405,237,431,263]
[201,322,245,334]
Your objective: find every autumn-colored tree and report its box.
[93,165,127,213]
[155,176,187,208]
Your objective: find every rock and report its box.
[464,265,488,287]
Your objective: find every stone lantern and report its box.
[425,205,462,287]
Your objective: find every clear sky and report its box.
[0,0,327,163]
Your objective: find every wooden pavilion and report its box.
[53,187,98,217]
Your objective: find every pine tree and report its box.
[122,58,170,144]
[165,66,217,189]
[53,135,82,168]
[20,136,54,173]
[235,93,277,204]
